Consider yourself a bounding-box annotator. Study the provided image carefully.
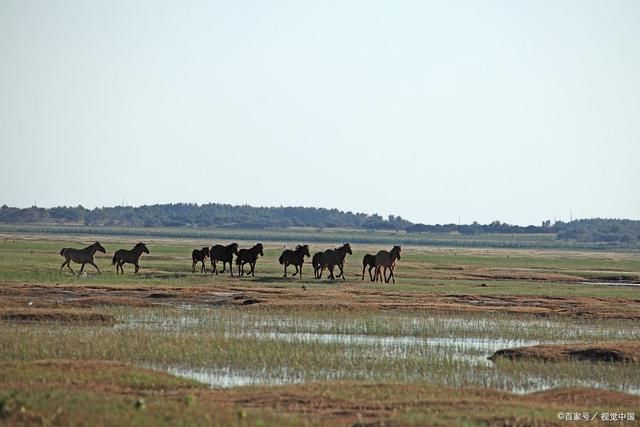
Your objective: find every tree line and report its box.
[0,204,638,245]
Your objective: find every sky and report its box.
[1,0,639,226]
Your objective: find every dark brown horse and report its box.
[210,243,239,276]
[236,243,264,277]
[279,245,310,278]
[373,245,402,283]
[361,253,376,281]
[323,243,352,280]
[312,252,327,279]
[112,242,149,274]
[192,247,210,273]
[60,242,106,275]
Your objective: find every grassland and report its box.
[2,223,635,250]
[0,231,639,426]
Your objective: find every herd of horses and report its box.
[59,242,402,283]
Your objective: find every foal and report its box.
[192,247,210,273]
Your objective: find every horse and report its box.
[373,245,402,283]
[236,243,264,277]
[279,245,310,278]
[59,242,106,275]
[312,252,327,279]
[192,247,210,273]
[112,242,149,274]
[323,243,352,280]
[361,253,376,281]
[210,243,239,276]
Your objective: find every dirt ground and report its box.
[2,282,640,320]
[490,342,640,363]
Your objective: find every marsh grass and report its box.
[1,307,639,394]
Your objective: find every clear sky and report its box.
[1,0,638,225]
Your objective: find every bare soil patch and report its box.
[2,283,640,320]
[489,342,640,363]
[0,308,114,324]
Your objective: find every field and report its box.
[1,230,639,426]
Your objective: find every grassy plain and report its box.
[0,230,639,426]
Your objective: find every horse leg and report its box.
[61,260,69,273]
[62,260,74,275]
[251,262,256,277]
[79,263,86,275]
[362,265,366,280]
[90,261,101,274]
[293,265,299,277]
[339,264,346,281]
[368,266,374,281]
[134,262,140,273]
[300,263,303,278]
[192,261,196,273]
[229,261,234,277]
[283,263,288,277]
[383,267,392,283]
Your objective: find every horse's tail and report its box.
[278,254,284,265]
[111,252,118,265]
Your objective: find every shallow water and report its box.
[580,281,640,287]
[118,310,640,394]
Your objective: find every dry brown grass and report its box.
[2,282,640,319]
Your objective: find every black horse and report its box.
[323,243,352,280]
[192,247,210,273]
[361,253,376,281]
[112,242,149,274]
[60,242,106,275]
[312,252,327,279]
[279,245,310,278]
[210,243,239,276]
[236,243,264,277]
